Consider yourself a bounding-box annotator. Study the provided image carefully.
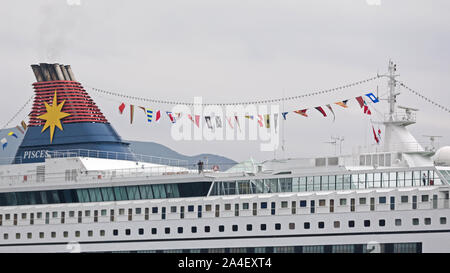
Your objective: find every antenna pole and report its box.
[387,60,399,121]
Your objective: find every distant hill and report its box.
[0,128,237,169]
[128,140,237,170]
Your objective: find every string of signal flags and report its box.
[116,92,380,130]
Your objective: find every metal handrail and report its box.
[1,148,189,166]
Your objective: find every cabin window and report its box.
[304,222,310,229]
[395,219,402,226]
[348,220,355,228]
[319,200,326,207]
[334,221,340,228]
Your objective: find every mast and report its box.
[387,60,399,121]
[381,60,424,154]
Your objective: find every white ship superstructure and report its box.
[0,61,449,253]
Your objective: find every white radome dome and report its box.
[434,146,450,166]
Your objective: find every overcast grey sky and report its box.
[0,0,449,162]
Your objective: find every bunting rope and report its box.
[397,81,450,114]
[86,75,382,106]
[1,94,34,130]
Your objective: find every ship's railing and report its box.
[354,141,440,154]
[384,112,416,123]
[0,162,241,187]
[3,149,189,167]
[47,149,188,167]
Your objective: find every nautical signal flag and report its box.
[363,101,372,115]
[155,110,161,122]
[227,116,234,129]
[146,108,153,122]
[234,116,241,131]
[355,96,365,108]
[21,120,27,131]
[8,132,18,139]
[1,138,6,150]
[335,100,349,108]
[205,116,213,129]
[195,115,200,127]
[315,106,327,117]
[282,112,288,120]
[130,105,134,124]
[366,93,379,103]
[257,115,263,127]
[294,109,308,117]
[264,114,270,128]
[372,126,380,144]
[166,111,176,123]
[215,116,222,128]
[326,104,335,122]
[119,103,125,114]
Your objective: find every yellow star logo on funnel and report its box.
[37,91,71,143]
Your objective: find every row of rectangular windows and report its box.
[0,193,442,226]
[211,170,443,196]
[127,242,422,253]
[2,216,447,240]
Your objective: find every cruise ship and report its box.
[0,61,449,253]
